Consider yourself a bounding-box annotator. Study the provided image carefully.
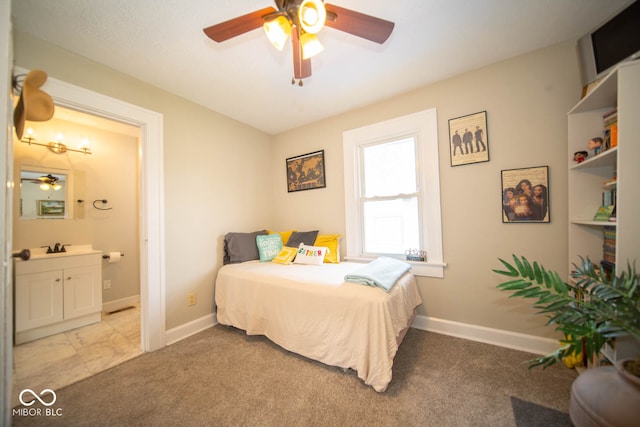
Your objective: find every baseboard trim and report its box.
[161,312,558,355]
[102,295,140,314]
[165,313,216,346]
[411,315,560,356]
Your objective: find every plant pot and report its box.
[569,359,640,427]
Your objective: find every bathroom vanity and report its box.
[14,245,102,344]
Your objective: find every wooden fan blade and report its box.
[324,4,394,44]
[203,6,277,42]
[292,28,312,79]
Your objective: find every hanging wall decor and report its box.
[501,166,550,223]
[448,111,489,167]
[286,150,326,192]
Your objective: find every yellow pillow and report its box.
[267,230,296,245]
[314,234,342,263]
[272,246,298,265]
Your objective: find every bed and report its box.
[215,258,422,392]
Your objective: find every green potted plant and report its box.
[493,255,640,370]
[494,255,640,426]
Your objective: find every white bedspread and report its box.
[215,261,423,392]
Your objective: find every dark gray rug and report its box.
[511,396,572,426]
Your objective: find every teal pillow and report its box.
[256,234,283,262]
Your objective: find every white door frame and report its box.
[16,68,167,352]
[1,2,13,423]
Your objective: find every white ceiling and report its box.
[11,0,632,135]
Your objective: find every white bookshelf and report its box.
[568,60,640,275]
[568,61,640,364]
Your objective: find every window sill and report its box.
[344,257,446,278]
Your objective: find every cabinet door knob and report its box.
[56,278,61,282]
[67,277,72,280]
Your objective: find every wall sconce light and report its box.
[21,128,92,155]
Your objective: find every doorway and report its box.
[12,67,166,352]
[11,104,144,406]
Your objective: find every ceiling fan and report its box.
[203,0,395,85]
[22,174,63,190]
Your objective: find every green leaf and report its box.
[551,272,568,294]
[533,262,543,284]
[493,258,519,277]
[537,293,561,304]
[496,279,532,291]
[513,255,525,276]
[521,257,534,280]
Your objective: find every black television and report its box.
[577,0,640,86]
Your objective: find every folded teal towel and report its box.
[344,256,412,292]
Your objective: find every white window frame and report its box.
[343,108,445,278]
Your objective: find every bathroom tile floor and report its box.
[11,305,142,408]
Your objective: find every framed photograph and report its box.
[37,200,65,217]
[286,150,326,192]
[501,166,549,223]
[448,111,489,167]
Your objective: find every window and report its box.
[343,109,445,278]
[361,137,419,255]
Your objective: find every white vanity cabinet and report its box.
[14,251,102,344]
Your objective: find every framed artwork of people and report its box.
[501,166,550,223]
[448,111,489,167]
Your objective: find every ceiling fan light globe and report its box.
[263,16,291,51]
[298,0,326,34]
[300,32,324,59]
[40,183,50,191]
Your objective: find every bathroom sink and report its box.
[21,244,100,260]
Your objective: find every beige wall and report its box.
[14,31,273,329]
[14,29,584,340]
[13,117,140,304]
[270,42,581,339]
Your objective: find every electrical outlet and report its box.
[103,280,111,290]
[187,292,196,306]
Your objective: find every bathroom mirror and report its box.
[20,165,73,220]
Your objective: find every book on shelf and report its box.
[602,109,618,149]
[593,205,615,221]
[602,226,616,267]
[603,226,616,237]
[608,123,618,148]
[602,109,617,127]
[601,188,616,207]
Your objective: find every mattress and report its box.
[215,260,423,392]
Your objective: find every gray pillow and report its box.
[285,230,319,248]
[224,230,268,264]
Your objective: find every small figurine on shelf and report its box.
[573,151,588,163]
[588,137,603,155]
